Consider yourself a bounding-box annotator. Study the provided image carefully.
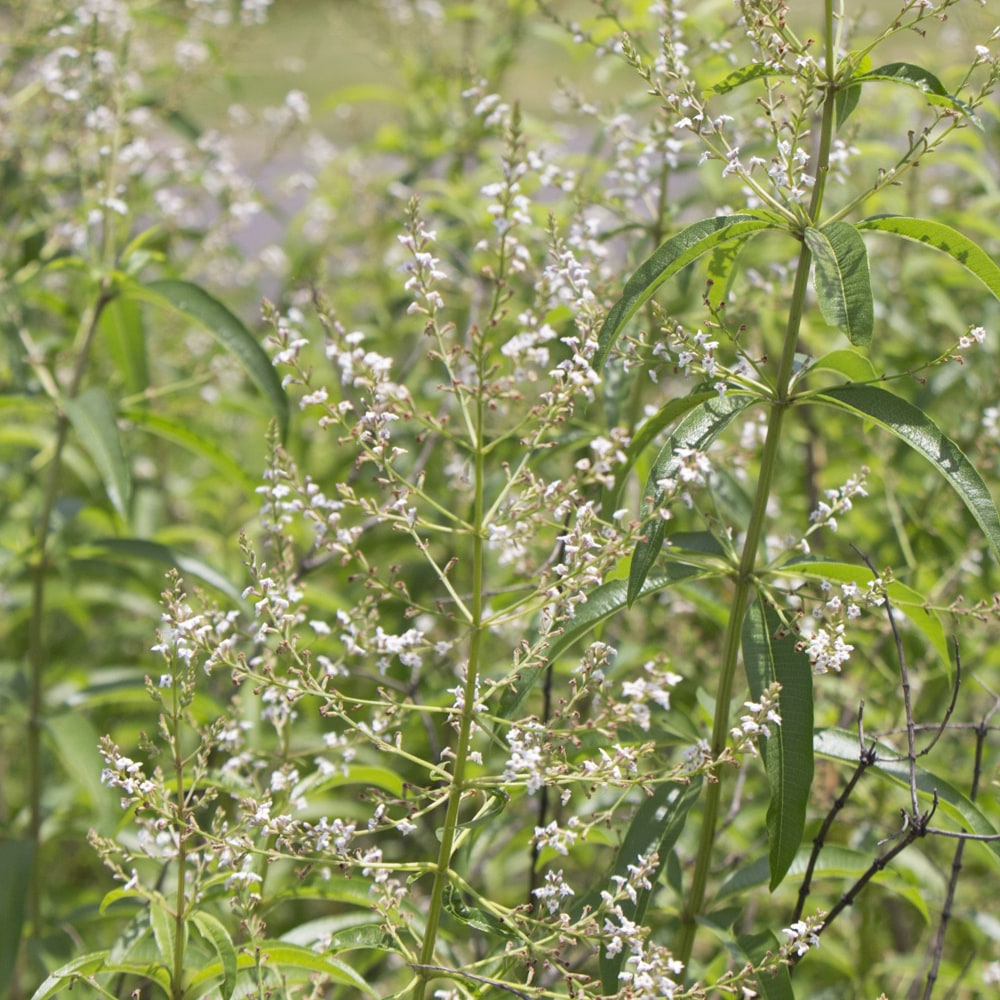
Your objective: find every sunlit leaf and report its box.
[814,385,1000,562]
[190,911,237,1000]
[717,845,934,924]
[629,393,755,604]
[123,407,260,497]
[496,563,704,721]
[29,953,109,1000]
[855,62,980,127]
[742,600,814,889]
[595,216,775,370]
[706,62,789,95]
[802,348,878,384]
[126,278,289,441]
[856,216,1000,300]
[101,295,148,397]
[92,537,245,605]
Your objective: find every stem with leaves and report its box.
[676,0,839,967]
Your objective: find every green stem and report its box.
[676,0,838,969]
[170,681,188,1000]
[26,282,113,951]
[413,380,487,1000]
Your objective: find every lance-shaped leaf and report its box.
[803,222,874,347]
[717,845,934,924]
[705,233,756,310]
[815,728,1000,863]
[814,385,1000,562]
[92,537,246,605]
[599,779,703,994]
[601,390,717,518]
[706,63,789,95]
[856,216,1000,301]
[64,388,132,519]
[190,912,238,1000]
[628,393,756,605]
[497,563,704,721]
[854,62,980,127]
[803,348,878,385]
[743,600,814,889]
[182,942,379,998]
[123,407,260,496]
[0,841,33,1000]
[733,932,795,1000]
[594,216,775,370]
[126,278,289,441]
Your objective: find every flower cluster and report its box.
[730,682,783,756]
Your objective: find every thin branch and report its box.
[791,795,937,967]
[913,638,962,759]
[792,703,876,923]
[852,546,919,816]
[921,696,996,1000]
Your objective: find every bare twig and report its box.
[852,546,919,816]
[792,703,877,923]
[921,695,998,999]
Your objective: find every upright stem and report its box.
[170,684,188,1000]
[26,282,113,949]
[676,0,838,968]
[414,377,487,1000]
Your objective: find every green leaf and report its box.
[248,942,377,996]
[128,278,289,440]
[599,778,703,994]
[856,216,1000,300]
[835,83,861,128]
[602,390,717,518]
[855,62,980,126]
[64,387,132,518]
[0,841,33,1000]
[815,729,1000,863]
[705,234,755,309]
[294,762,405,799]
[803,348,878,384]
[706,63,789,95]
[101,295,148,397]
[734,931,795,1000]
[595,216,775,370]
[148,894,175,971]
[814,385,1000,563]
[44,711,117,828]
[742,600,814,889]
[190,911,237,1000]
[497,564,704,721]
[629,393,756,604]
[803,223,873,347]
[92,537,245,605]
[122,407,260,496]
[717,845,934,924]
[280,914,387,951]
[30,953,109,1000]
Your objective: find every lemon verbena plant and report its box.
[10,1,1000,999]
